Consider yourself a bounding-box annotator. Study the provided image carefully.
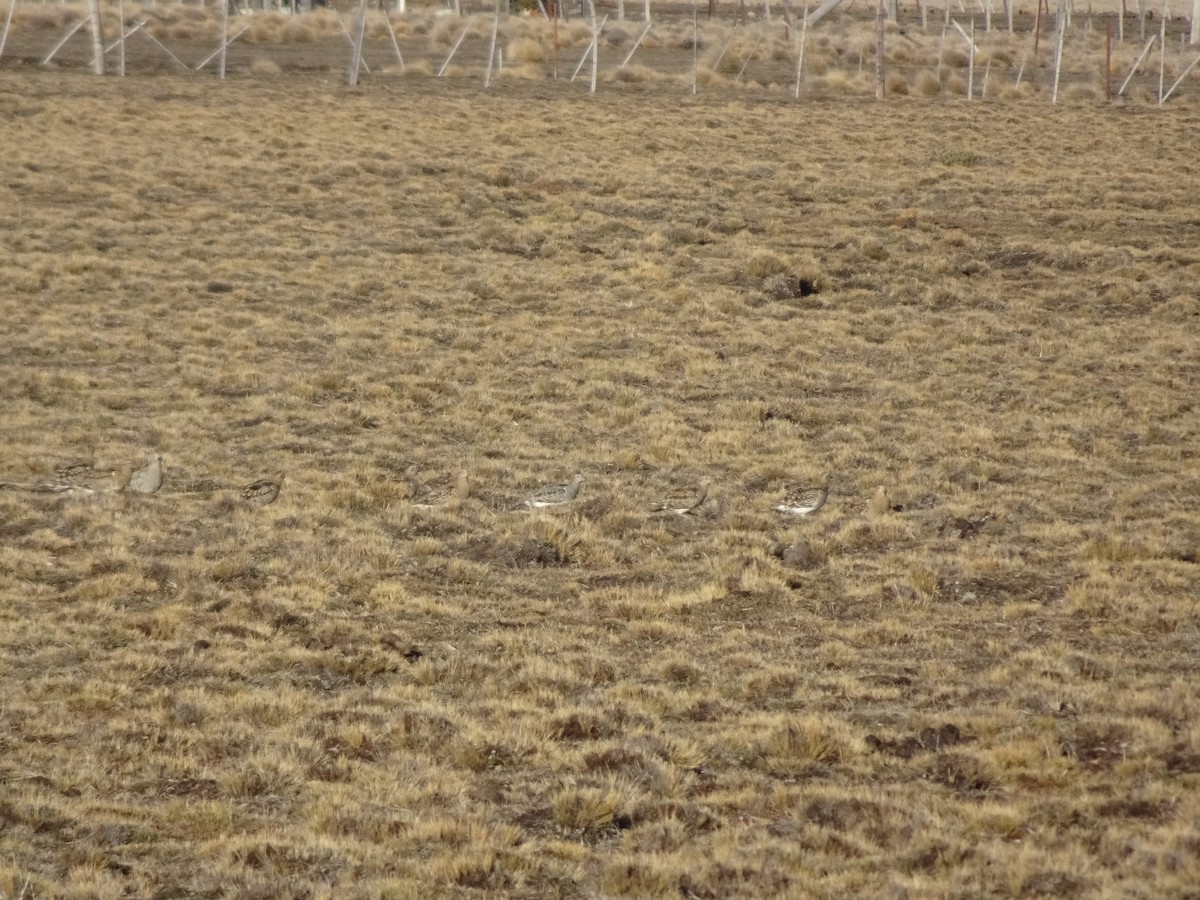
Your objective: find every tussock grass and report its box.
[249,56,282,75]
[1,35,1199,899]
[609,63,663,84]
[506,34,545,64]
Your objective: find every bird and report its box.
[242,473,285,504]
[775,538,821,569]
[650,478,711,515]
[0,480,75,493]
[523,473,585,509]
[125,453,164,495]
[774,483,827,516]
[411,471,472,509]
[54,460,93,480]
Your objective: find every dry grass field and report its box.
[2,23,1200,898]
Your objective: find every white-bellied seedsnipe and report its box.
[412,471,472,509]
[650,477,711,515]
[523,473,585,509]
[125,453,164,495]
[243,473,285,504]
[774,483,827,516]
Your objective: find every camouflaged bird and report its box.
[125,453,164,495]
[411,471,472,509]
[650,478,711,515]
[774,483,827,516]
[522,473,585,509]
[242,473,285,504]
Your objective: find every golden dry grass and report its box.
[1,40,1200,900]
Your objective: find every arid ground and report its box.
[1,9,1199,896]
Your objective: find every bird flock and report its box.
[412,469,831,518]
[0,453,283,505]
[4,454,837,521]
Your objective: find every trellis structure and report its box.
[2,0,1198,104]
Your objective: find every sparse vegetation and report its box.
[0,5,1199,896]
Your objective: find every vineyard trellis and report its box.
[1,0,1198,103]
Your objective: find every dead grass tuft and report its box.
[552,784,625,830]
[249,57,282,75]
[745,250,790,278]
[915,69,942,95]
[886,72,909,95]
[610,64,663,84]
[507,36,545,64]
[766,718,853,772]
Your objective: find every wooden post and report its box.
[86,0,104,74]
[644,0,651,21]
[116,0,126,75]
[436,16,476,76]
[484,5,500,88]
[710,24,738,71]
[803,0,852,28]
[219,0,230,78]
[1033,0,1041,55]
[1118,33,1156,93]
[875,0,885,98]
[1,0,18,64]
[1163,50,1200,99]
[104,20,142,55]
[1105,21,1111,98]
[967,17,974,97]
[588,0,599,92]
[937,22,945,78]
[553,8,559,79]
[1157,9,1166,101]
[43,18,89,67]
[347,0,368,86]
[198,23,250,71]
[735,27,765,81]
[571,13,606,80]
[1052,12,1065,101]
[132,24,189,70]
[795,1,809,96]
[1192,0,1200,44]
[620,19,654,65]
[386,13,405,70]
[692,0,698,93]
